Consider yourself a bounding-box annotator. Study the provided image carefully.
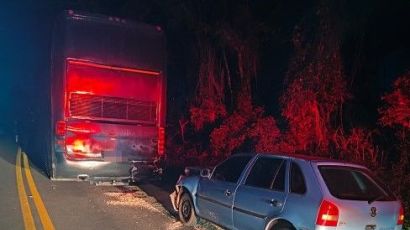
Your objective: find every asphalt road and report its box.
[0,137,196,230]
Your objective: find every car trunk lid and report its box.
[335,200,400,229]
[315,164,401,229]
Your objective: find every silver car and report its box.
[170,153,404,230]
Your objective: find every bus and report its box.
[48,10,166,183]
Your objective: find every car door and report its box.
[233,156,288,230]
[196,155,253,229]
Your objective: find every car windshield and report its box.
[319,166,395,202]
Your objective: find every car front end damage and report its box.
[170,183,182,211]
[170,167,202,211]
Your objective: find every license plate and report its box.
[365,224,376,230]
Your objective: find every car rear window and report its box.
[319,166,395,202]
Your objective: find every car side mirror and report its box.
[200,168,211,179]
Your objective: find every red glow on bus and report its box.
[68,59,160,76]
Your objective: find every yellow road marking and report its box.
[22,152,55,230]
[16,148,36,230]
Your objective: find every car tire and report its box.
[178,193,197,226]
[269,221,295,230]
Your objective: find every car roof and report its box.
[251,152,367,168]
[251,152,327,161]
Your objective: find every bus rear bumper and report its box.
[51,154,164,184]
[130,159,164,182]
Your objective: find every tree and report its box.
[167,1,264,162]
[280,4,348,155]
[210,96,281,159]
[379,74,410,129]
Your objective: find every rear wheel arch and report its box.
[265,218,296,230]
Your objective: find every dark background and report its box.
[1,0,408,132]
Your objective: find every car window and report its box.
[245,157,284,191]
[319,166,395,201]
[272,161,286,191]
[212,155,252,183]
[290,162,306,194]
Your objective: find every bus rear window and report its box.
[318,166,395,202]
[66,59,160,123]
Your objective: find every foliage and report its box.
[189,41,228,131]
[280,82,328,153]
[190,98,227,131]
[332,128,379,166]
[177,2,382,167]
[379,74,410,129]
[280,5,348,156]
[187,3,259,132]
[249,116,281,153]
[210,95,281,158]
[379,74,410,227]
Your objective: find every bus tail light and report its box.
[56,120,66,136]
[158,127,165,155]
[65,138,102,160]
[398,204,404,225]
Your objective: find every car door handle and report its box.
[268,199,283,207]
[224,189,232,197]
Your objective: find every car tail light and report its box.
[398,204,404,225]
[316,200,339,227]
[158,127,165,155]
[56,120,66,136]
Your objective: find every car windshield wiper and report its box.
[368,194,387,204]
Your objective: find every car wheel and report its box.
[178,193,197,226]
[269,221,295,230]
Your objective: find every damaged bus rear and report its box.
[50,10,166,182]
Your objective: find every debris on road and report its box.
[104,185,221,230]
[104,191,164,214]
